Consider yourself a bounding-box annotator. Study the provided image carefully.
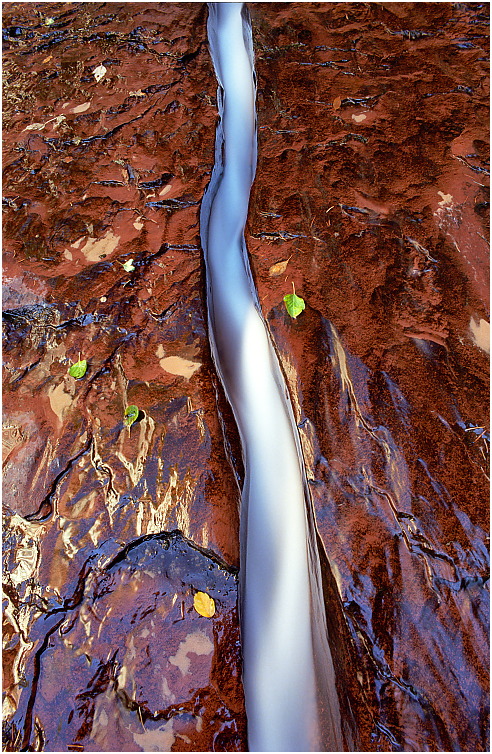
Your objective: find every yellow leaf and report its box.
[193,591,215,618]
[333,95,342,110]
[268,259,290,277]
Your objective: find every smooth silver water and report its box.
[201,4,343,751]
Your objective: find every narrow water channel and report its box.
[200,4,343,751]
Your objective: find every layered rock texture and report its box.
[3,2,489,752]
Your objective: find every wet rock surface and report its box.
[248,2,489,751]
[2,2,489,752]
[3,2,245,751]
[6,532,244,752]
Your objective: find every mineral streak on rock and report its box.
[2,1,489,752]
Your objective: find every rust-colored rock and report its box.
[3,2,489,752]
[3,2,245,750]
[248,2,489,751]
[6,532,244,752]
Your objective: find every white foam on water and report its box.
[201,4,343,751]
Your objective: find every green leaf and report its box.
[124,405,140,427]
[283,292,305,318]
[122,259,135,272]
[69,359,87,379]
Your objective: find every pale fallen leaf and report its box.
[437,191,453,206]
[352,113,367,123]
[42,55,53,64]
[158,355,201,380]
[268,258,290,277]
[470,317,490,354]
[24,114,65,132]
[70,102,91,114]
[24,122,46,131]
[193,592,215,618]
[122,259,135,272]
[79,231,119,262]
[333,95,342,110]
[93,64,107,83]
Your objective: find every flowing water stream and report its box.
[200,4,343,750]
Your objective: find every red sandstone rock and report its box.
[248,2,489,750]
[3,2,489,752]
[3,3,245,750]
